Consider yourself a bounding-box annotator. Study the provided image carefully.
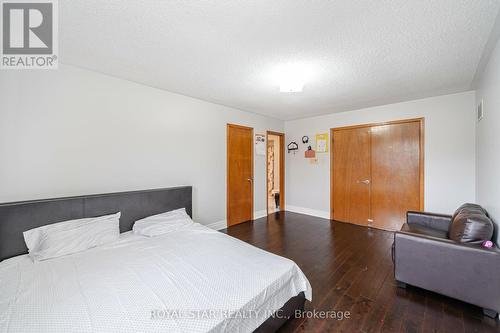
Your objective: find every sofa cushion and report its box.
[451,203,488,221]
[449,205,493,244]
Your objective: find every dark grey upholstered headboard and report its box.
[0,186,192,261]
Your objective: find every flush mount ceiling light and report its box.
[272,62,314,93]
[280,80,304,93]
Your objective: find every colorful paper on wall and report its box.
[316,133,328,153]
[255,134,266,155]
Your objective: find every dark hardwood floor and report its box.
[223,211,499,333]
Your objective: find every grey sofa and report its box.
[394,206,500,318]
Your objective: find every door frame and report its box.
[330,117,425,221]
[226,123,254,226]
[266,131,285,215]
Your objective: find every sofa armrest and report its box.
[395,230,500,313]
[406,211,452,232]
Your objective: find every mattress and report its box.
[0,223,311,333]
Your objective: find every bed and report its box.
[0,187,311,333]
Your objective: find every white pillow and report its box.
[133,208,194,237]
[23,212,121,261]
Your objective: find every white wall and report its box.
[0,65,479,230]
[0,64,283,227]
[285,92,476,218]
[476,36,500,244]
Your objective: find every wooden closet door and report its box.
[332,127,371,226]
[371,122,421,230]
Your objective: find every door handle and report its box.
[358,179,370,184]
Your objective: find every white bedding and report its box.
[0,223,311,333]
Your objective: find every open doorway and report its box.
[266,131,285,214]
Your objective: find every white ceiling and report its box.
[60,1,500,120]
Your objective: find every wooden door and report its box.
[371,122,422,230]
[331,118,424,231]
[227,124,253,226]
[332,127,371,226]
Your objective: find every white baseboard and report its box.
[205,210,270,231]
[205,220,228,231]
[254,210,268,219]
[285,205,330,220]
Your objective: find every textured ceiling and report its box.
[60,1,500,120]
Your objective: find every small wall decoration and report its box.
[255,134,266,156]
[287,141,299,154]
[304,145,316,158]
[316,133,329,153]
[302,136,309,144]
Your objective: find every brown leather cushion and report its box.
[449,205,493,244]
[451,203,488,221]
